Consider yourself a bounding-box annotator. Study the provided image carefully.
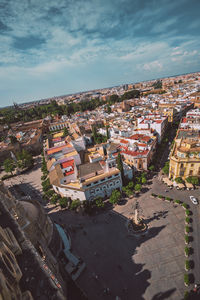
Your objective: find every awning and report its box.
[185,182,194,189]
[177,183,185,189]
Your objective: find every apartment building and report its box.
[137,114,168,143]
[49,158,122,201]
[120,133,157,171]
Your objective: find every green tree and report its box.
[70,199,81,210]
[175,177,183,184]
[95,197,105,208]
[109,190,121,205]
[149,165,155,171]
[134,184,141,192]
[162,161,169,175]
[106,126,110,140]
[63,127,69,137]
[59,197,70,208]
[16,150,33,169]
[50,194,60,204]
[141,177,147,184]
[4,158,15,175]
[45,189,54,198]
[186,176,199,185]
[42,178,51,192]
[122,186,133,197]
[127,181,134,189]
[116,152,125,185]
[121,90,140,100]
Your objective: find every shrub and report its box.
[182,203,188,209]
[151,193,157,197]
[165,197,171,201]
[174,199,181,204]
[184,273,190,286]
[185,210,190,216]
[185,226,190,234]
[185,260,190,271]
[185,235,189,244]
[185,247,190,257]
[158,195,164,199]
[185,217,190,224]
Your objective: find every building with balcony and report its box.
[169,129,200,180]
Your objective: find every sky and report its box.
[0,0,200,107]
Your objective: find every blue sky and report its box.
[0,0,200,107]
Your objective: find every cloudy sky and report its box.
[0,0,200,107]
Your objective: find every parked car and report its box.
[189,196,198,205]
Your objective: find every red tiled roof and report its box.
[47,144,67,155]
[61,159,74,176]
[121,149,149,157]
[120,139,129,144]
[52,137,62,142]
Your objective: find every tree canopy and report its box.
[109,189,121,205]
[116,152,125,185]
[4,158,16,175]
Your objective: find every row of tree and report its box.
[0,89,140,125]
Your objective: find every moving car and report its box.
[189,196,198,205]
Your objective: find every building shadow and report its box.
[49,207,167,300]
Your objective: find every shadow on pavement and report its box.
[151,288,176,300]
[49,208,166,300]
[145,210,168,224]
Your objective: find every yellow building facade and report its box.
[169,138,200,180]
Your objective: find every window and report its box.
[101,178,105,182]
[191,164,194,167]
[94,181,98,184]
[86,183,91,187]
[114,174,118,177]
[189,170,193,175]
[110,183,113,186]
[96,188,99,192]
[180,163,184,168]
[108,176,112,179]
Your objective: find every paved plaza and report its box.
[50,192,186,300]
[2,158,198,300]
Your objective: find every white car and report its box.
[189,196,198,205]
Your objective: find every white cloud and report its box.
[142,60,163,71]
